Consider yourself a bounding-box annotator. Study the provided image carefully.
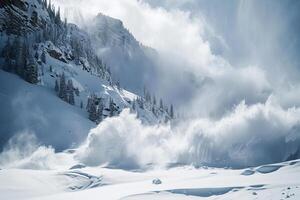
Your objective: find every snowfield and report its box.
[0,160,299,200]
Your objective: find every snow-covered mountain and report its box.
[0,0,173,150]
[88,13,159,94]
[1,1,300,199]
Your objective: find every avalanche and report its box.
[1,0,300,199]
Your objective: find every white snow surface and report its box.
[0,159,299,200]
[0,37,166,150]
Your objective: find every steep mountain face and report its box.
[0,0,173,151]
[88,13,159,94]
[89,13,139,49]
[0,0,50,35]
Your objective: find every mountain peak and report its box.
[95,13,124,27]
[89,12,139,49]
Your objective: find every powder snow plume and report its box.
[75,96,300,169]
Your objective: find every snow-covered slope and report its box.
[1,159,300,200]
[0,0,172,150]
[0,70,93,150]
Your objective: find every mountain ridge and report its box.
[0,0,174,150]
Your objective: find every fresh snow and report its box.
[0,70,93,150]
[0,159,299,200]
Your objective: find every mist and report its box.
[2,101,300,170]
[51,0,300,118]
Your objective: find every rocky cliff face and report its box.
[0,0,50,35]
[88,13,159,95]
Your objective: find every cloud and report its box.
[75,109,176,169]
[51,0,230,110]
[75,104,300,169]
[53,0,225,72]
[52,0,300,116]
[186,65,271,118]
[3,100,300,170]
[0,132,75,170]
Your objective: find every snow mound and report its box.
[256,165,283,174]
[165,187,242,197]
[241,169,255,176]
[69,163,86,170]
[62,171,103,191]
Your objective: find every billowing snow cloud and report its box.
[52,0,232,107]
[2,102,300,169]
[0,133,75,170]
[76,104,300,168]
[52,0,300,117]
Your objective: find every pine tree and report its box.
[152,106,156,116]
[89,103,97,121]
[2,38,12,71]
[80,101,83,109]
[47,0,52,16]
[88,99,98,122]
[35,31,42,43]
[64,18,68,29]
[143,86,147,99]
[18,38,27,78]
[145,92,149,102]
[86,95,92,112]
[11,36,22,74]
[96,99,104,123]
[41,64,44,76]
[55,7,61,25]
[109,98,115,117]
[140,97,144,109]
[43,0,47,8]
[54,79,59,92]
[41,50,46,63]
[74,42,81,65]
[170,104,174,119]
[43,26,49,41]
[159,98,163,110]
[35,51,39,60]
[25,52,38,84]
[132,100,136,111]
[116,81,121,90]
[67,79,75,105]
[3,52,12,72]
[74,88,79,96]
[47,0,51,12]
[153,95,156,106]
[58,73,67,101]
